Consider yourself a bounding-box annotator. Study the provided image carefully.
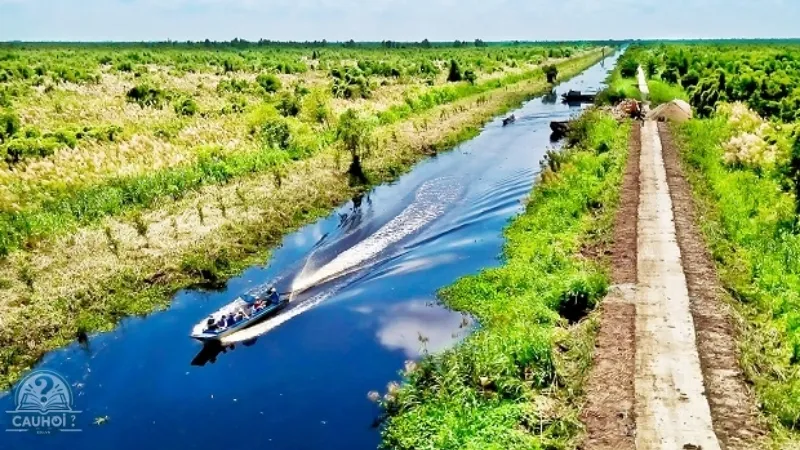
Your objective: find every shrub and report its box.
[464,69,477,85]
[619,58,639,78]
[335,109,375,183]
[126,83,167,108]
[300,88,332,126]
[260,115,291,150]
[3,136,61,164]
[276,91,301,117]
[544,64,559,83]
[256,73,281,93]
[0,110,20,143]
[174,97,198,116]
[447,59,462,82]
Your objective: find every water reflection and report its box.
[190,339,259,366]
[371,300,473,358]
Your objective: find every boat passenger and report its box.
[205,316,218,332]
[226,314,236,327]
[267,287,279,304]
[216,315,227,329]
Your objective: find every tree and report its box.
[335,109,375,184]
[447,59,462,82]
[544,64,558,84]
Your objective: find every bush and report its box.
[126,83,167,108]
[544,64,559,83]
[276,92,301,117]
[3,136,61,164]
[260,115,291,150]
[0,110,20,143]
[447,59,462,82]
[256,73,281,93]
[216,78,251,94]
[174,97,198,116]
[619,58,639,78]
[464,69,477,84]
[336,109,375,183]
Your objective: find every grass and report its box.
[647,79,689,106]
[0,50,606,258]
[0,49,609,390]
[380,110,630,449]
[674,115,800,444]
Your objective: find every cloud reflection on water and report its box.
[369,300,472,358]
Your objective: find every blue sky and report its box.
[0,0,797,42]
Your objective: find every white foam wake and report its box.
[291,177,460,293]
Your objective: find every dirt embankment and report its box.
[658,123,766,450]
[579,122,640,450]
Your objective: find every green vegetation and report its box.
[595,50,641,105]
[647,41,800,443]
[646,79,689,106]
[0,48,604,258]
[623,43,800,118]
[380,110,630,449]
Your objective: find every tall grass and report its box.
[647,79,689,106]
[381,111,630,449]
[676,116,800,436]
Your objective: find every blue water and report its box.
[1,53,620,450]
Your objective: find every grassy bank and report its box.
[674,112,800,443]
[0,49,609,389]
[379,110,630,449]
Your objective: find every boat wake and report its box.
[220,176,463,343]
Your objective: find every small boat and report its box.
[550,120,570,140]
[502,114,516,126]
[561,90,596,104]
[190,287,290,341]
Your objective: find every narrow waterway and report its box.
[2,53,620,450]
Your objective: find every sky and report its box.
[0,0,798,42]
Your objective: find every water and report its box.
[1,53,620,450]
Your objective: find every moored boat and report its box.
[561,89,596,104]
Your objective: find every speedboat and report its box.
[190,287,289,341]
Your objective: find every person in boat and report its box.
[226,313,237,327]
[205,316,218,332]
[251,298,266,314]
[267,287,280,304]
